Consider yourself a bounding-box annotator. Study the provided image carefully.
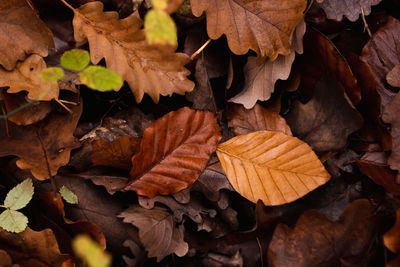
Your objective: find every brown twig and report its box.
[58,99,78,105]
[361,7,385,66]
[191,39,212,60]
[0,103,10,137]
[55,98,73,113]
[59,0,75,11]
[256,237,264,267]
[304,0,314,14]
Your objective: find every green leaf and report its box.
[144,10,177,46]
[59,186,78,204]
[79,66,123,91]
[0,210,28,233]
[4,179,34,211]
[61,49,91,71]
[73,235,112,267]
[39,67,64,82]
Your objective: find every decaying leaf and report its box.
[384,209,400,254]
[119,205,189,262]
[217,131,331,205]
[91,136,140,170]
[317,0,382,22]
[125,107,221,198]
[229,20,306,108]
[285,75,363,152]
[0,101,82,180]
[382,92,400,176]
[228,103,292,136]
[387,65,400,88]
[268,199,375,266]
[0,227,71,266]
[0,54,59,101]
[361,17,400,108]
[190,0,307,60]
[0,0,54,71]
[72,1,194,102]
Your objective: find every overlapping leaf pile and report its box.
[0,0,399,265]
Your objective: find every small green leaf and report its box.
[4,179,34,211]
[73,235,112,267]
[40,67,64,82]
[59,186,78,204]
[0,210,28,233]
[61,49,91,71]
[144,10,177,46]
[79,66,123,91]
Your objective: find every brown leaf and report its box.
[382,92,400,175]
[285,74,363,152]
[0,227,71,266]
[0,0,54,71]
[317,0,382,22]
[387,64,400,88]
[124,107,221,198]
[267,199,375,267]
[227,103,292,136]
[190,0,306,60]
[217,131,331,205]
[0,101,82,180]
[91,136,140,170]
[118,205,189,262]
[0,54,59,101]
[384,209,400,253]
[229,20,306,108]
[1,91,52,126]
[73,1,194,103]
[361,17,400,108]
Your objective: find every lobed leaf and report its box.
[4,179,34,211]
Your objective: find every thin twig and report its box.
[191,39,212,60]
[304,0,314,14]
[256,237,264,267]
[59,0,75,11]
[58,99,78,105]
[361,7,385,66]
[0,103,10,137]
[55,98,73,113]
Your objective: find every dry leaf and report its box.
[125,107,221,198]
[382,92,400,175]
[387,65,400,88]
[285,75,363,152]
[361,17,400,108]
[268,199,375,266]
[384,209,400,254]
[317,0,382,22]
[0,102,82,180]
[73,1,194,103]
[0,54,59,101]
[91,136,140,170]
[0,0,54,71]
[227,103,292,136]
[216,131,331,206]
[0,227,71,266]
[190,0,306,60]
[229,20,306,108]
[119,205,189,262]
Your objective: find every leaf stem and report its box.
[59,0,76,11]
[190,39,212,60]
[0,205,7,209]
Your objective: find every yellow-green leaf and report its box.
[61,49,91,71]
[72,235,111,267]
[39,67,64,82]
[144,10,177,46]
[79,66,123,91]
[59,186,78,204]
[216,131,331,206]
[151,0,167,10]
[4,179,34,211]
[0,209,28,233]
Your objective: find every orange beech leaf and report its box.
[72,1,194,103]
[124,107,221,198]
[91,136,141,170]
[190,0,306,60]
[216,131,330,206]
[0,0,54,71]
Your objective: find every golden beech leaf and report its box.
[72,1,194,103]
[216,131,330,206]
[190,0,306,60]
[124,107,221,198]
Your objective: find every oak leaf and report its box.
[0,0,54,71]
[0,54,59,101]
[387,65,400,88]
[190,0,307,60]
[119,205,189,262]
[0,101,82,180]
[216,131,330,206]
[124,107,221,198]
[72,1,194,103]
[317,0,382,22]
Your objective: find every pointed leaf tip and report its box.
[59,186,78,204]
[4,179,34,210]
